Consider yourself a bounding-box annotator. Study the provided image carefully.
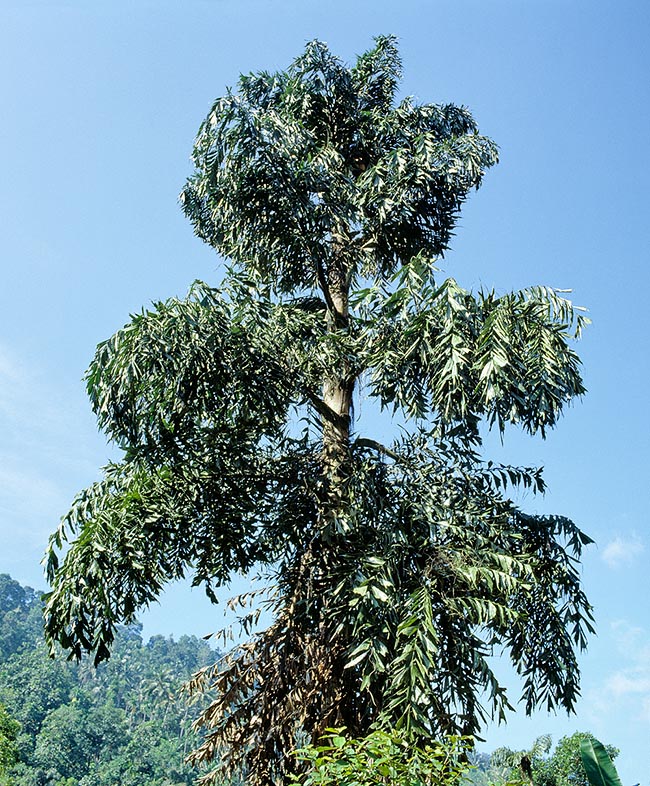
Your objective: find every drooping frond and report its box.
[87,282,292,458]
[44,282,324,665]
[360,269,587,434]
[186,430,593,785]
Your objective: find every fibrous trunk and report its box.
[321,275,354,526]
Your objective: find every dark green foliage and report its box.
[44,282,302,663]
[33,703,126,782]
[0,647,75,743]
[544,734,619,786]
[0,574,213,786]
[44,37,593,786]
[291,729,473,786]
[0,576,42,660]
[0,703,20,773]
[579,737,623,786]
[471,733,620,786]
[81,723,196,786]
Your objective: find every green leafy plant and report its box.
[292,729,472,786]
[470,732,620,786]
[580,738,623,786]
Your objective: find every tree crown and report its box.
[181,35,498,294]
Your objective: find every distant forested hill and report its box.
[0,574,216,786]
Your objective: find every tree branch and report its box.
[353,437,400,461]
[316,256,337,315]
[303,388,350,430]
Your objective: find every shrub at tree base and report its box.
[292,730,473,786]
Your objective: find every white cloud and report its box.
[601,534,645,568]
[0,466,67,530]
[606,672,650,698]
[0,346,23,381]
[610,620,650,657]
[598,621,650,724]
[0,341,108,569]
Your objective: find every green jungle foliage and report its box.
[0,575,214,786]
[470,733,619,786]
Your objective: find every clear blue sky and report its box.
[1,0,648,781]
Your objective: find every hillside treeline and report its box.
[0,574,215,786]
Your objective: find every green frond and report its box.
[361,279,586,435]
[351,34,402,113]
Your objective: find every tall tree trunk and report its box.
[310,258,364,738]
[321,272,354,532]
